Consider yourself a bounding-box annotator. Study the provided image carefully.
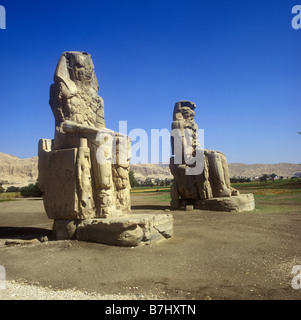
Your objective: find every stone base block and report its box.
[52,214,173,247]
[194,194,255,212]
[52,220,80,240]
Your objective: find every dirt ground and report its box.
[1,194,301,300]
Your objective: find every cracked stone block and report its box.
[53,213,173,247]
[53,220,81,240]
[194,194,255,212]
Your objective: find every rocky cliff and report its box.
[0,152,38,187]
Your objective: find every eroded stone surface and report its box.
[194,194,255,212]
[38,51,174,246]
[53,214,173,247]
[39,52,131,220]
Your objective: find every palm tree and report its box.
[259,174,269,183]
[270,173,277,183]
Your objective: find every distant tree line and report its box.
[129,170,140,188]
[259,173,277,183]
[230,177,251,183]
[129,170,172,188]
[20,181,43,197]
[2,180,43,197]
[142,178,172,187]
[231,174,284,184]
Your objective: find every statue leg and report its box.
[88,138,117,218]
[208,150,232,197]
[220,151,240,196]
[195,151,213,200]
[77,138,95,217]
[170,183,180,209]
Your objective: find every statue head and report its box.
[66,52,95,82]
[173,101,196,121]
[54,51,99,93]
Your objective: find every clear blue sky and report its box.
[0,0,300,164]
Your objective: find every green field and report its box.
[131,179,301,213]
[232,179,301,213]
[1,179,300,212]
[0,192,20,202]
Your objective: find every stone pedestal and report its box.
[194,194,255,212]
[53,214,173,247]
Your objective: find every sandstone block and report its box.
[5,239,40,246]
[52,220,80,240]
[54,214,173,247]
[194,193,255,212]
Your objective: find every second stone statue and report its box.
[169,100,255,212]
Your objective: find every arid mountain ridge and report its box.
[0,152,300,187]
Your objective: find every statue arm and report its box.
[62,120,100,134]
[62,120,115,136]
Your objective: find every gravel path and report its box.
[0,280,155,300]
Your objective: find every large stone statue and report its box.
[39,51,131,219]
[169,101,255,212]
[39,51,173,246]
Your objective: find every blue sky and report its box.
[0,0,300,164]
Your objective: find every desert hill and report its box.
[130,163,171,182]
[0,152,38,188]
[228,163,301,179]
[0,152,300,188]
[131,162,301,181]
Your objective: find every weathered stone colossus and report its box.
[39,51,173,246]
[169,101,255,212]
[39,51,131,219]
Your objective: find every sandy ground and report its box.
[0,196,301,300]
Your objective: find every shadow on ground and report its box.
[131,205,170,210]
[0,227,52,240]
